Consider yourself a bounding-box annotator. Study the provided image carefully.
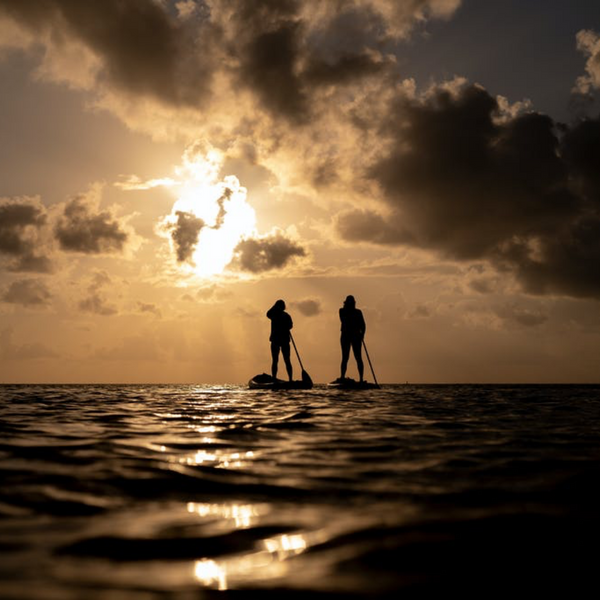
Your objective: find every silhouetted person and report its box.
[267,299,293,382]
[340,295,365,382]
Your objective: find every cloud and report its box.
[211,0,452,124]
[336,81,600,300]
[493,303,548,328]
[0,196,53,272]
[0,0,214,107]
[574,29,600,95]
[54,193,130,254]
[79,294,117,316]
[153,144,258,276]
[231,233,306,273]
[0,0,461,138]
[410,303,434,319]
[6,2,599,303]
[194,284,233,304]
[78,271,118,316]
[214,188,233,230]
[468,277,500,295]
[1,278,52,306]
[136,301,162,318]
[114,175,178,191]
[166,211,205,264]
[291,298,322,316]
[239,20,308,123]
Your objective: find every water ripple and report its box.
[1,384,600,597]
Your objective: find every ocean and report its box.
[1,383,599,598]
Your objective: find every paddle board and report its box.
[248,373,313,390]
[327,377,379,390]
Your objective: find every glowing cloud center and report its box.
[167,146,256,277]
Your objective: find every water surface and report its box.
[1,384,599,598]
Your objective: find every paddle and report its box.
[362,339,380,388]
[290,333,313,385]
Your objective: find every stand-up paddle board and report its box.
[249,373,313,390]
[327,377,379,390]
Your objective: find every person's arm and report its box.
[267,304,277,319]
[287,313,293,331]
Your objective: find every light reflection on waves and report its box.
[1,384,600,596]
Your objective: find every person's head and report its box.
[343,295,356,308]
[275,299,286,311]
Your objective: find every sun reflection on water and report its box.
[187,501,264,528]
[192,531,313,591]
[263,533,308,557]
[181,449,256,469]
[189,511,327,591]
[194,559,227,590]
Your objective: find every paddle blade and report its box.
[301,369,313,385]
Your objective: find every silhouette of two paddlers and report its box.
[266,295,375,386]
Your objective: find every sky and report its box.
[1,0,600,384]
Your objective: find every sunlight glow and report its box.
[162,142,257,278]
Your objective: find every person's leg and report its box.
[352,338,364,382]
[281,343,293,381]
[271,343,280,380]
[340,336,350,379]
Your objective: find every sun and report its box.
[188,177,256,278]
[165,145,257,278]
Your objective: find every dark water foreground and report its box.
[1,384,600,599]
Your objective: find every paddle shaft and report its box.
[362,339,379,387]
[290,333,306,372]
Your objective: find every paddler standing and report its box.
[266,299,293,382]
[339,295,366,382]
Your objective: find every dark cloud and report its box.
[0,0,213,106]
[0,0,459,130]
[214,188,233,230]
[561,116,600,200]
[212,0,305,119]
[1,278,52,306]
[55,196,129,254]
[0,199,45,253]
[168,211,205,263]
[241,21,308,122]
[0,197,51,272]
[304,52,390,87]
[337,83,600,299]
[291,298,321,316]
[231,234,306,272]
[7,254,53,274]
[337,209,410,245]
[229,2,397,122]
